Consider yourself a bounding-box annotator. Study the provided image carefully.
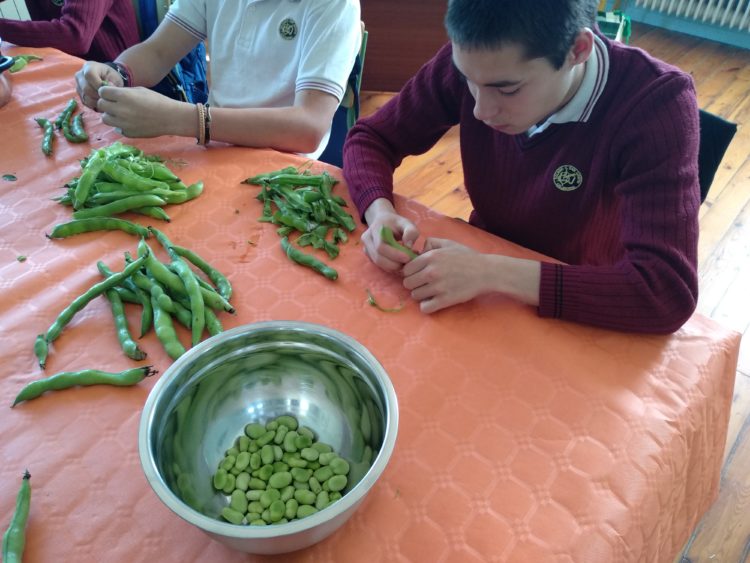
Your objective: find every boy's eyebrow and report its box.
[452,62,522,88]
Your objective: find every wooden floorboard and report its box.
[358,22,750,563]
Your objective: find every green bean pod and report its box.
[70,113,88,142]
[151,295,186,360]
[45,252,149,343]
[130,282,154,338]
[132,206,171,222]
[93,181,130,193]
[280,237,338,281]
[95,261,151,336]
[170,259,204,346]
[61,106,84,143]
[326,199,356,232]
[47,217,150,239]
[266,173,329,187]
[72,194,167,219]
[110,285,139,304]
[242,166,299,185]
[168,295,194,330]
[101,161,171,191]
[139,239,234,313]
[172,244,232,299]
[73,150,107,210]
[104,288,147,361]
[33,334,48,370]
[9,57,28,73]
[380,226,418,259]
[204,308,223,336]
[150,228,205,345]
[273,210,313,233]
[12,366,157,406]
[103,142,142,159]
[185,181,204,201]
[34,117,55,156]
[144,162,180,182]
[1,470,31,563]
[54,99,77,130]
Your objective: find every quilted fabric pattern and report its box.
[0,47,741,563]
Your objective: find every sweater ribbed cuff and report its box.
[538,262,563,319]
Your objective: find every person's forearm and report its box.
[209,106,328,154]
[0,19,95,55]
[116,40,177,88]
[537,260,697,333]
[483,255,541,307]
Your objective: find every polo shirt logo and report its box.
[553,165,583,192]
[279,18,298,40]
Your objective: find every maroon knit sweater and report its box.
[0,0,139,62]
[343,37,700,333]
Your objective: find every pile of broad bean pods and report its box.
[243,166,357,281]
[55,142,203,222]
[33,228,234,371]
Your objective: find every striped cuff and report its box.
[296,79,345,103]
[164,13,206,41]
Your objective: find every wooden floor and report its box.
[359,23,750,563]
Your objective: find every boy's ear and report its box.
[569,29,595,65]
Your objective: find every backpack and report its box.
[317,25,368,167]
[131,0,209,104]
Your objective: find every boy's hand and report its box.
[96,86,193,138]
[75,61,124,109]
[362,198,420,272]
[403,238,490,313]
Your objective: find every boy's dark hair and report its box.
[445,0,598,69]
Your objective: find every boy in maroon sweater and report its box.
[343,0,700,333]
[0,0,138,62]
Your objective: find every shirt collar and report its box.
[527,33,609,137]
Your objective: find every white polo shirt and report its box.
[527,32,610,137]
[166,0,361,158]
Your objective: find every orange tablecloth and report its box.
[0,47,741,563]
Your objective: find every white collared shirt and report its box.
[527,33,610,137]
[167,0,361,159]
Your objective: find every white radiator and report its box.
[0,0,31,21]
[634,0,750,31]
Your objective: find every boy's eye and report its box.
[498,87,521,97]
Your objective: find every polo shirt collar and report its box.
[527,33,610,137]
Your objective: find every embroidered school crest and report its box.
[279,18,298,40]
[553,165,583,192]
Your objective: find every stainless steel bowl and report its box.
[138,321,398,554]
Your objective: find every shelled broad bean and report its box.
[212,414,351,526]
